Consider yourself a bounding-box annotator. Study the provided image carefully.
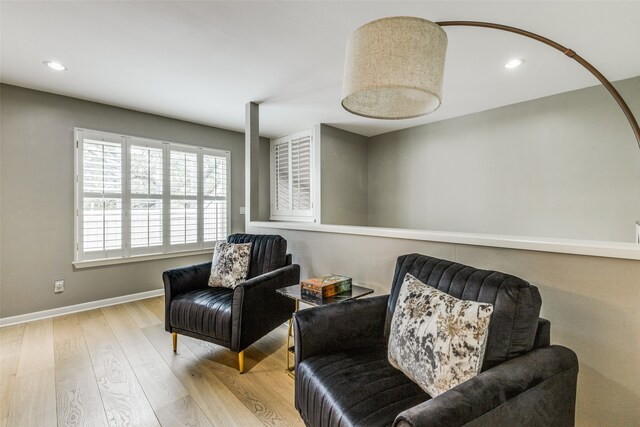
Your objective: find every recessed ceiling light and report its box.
[43,61,67,71]
[504,58,525,70]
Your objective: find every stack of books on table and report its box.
[301,274,352,298]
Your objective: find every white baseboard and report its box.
[0,289,164,327]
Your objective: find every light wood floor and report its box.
[0,296,304,427]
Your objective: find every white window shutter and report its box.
[169,149,199,248]
[82,198,123,252]
[291,133,312,213]
[273,137,291,215]
[203,154,228,243]
[270,128,315,221]
[78,134,125,260]
[75,128,231,263]
[129,143,163,255]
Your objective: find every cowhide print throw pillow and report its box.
[208,242,252,289]
[388,273,494,397]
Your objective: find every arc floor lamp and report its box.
[341,17,640,241]
[341,17,639,144]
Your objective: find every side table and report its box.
[276,283,374,378]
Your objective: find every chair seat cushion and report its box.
[296,345,430,427]
[170,287,233,343]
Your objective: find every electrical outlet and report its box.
[239,207,246,215]
[54,280,64,293]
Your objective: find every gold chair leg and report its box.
[238,350,245,374]
[286,317,294,377]
[172,333,177,352]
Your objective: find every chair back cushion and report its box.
[227,234,287,279]
[385,254,542,370]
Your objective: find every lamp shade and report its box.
[341,16,448,120]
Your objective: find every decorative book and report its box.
[301,274,352,298]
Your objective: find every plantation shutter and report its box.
[77,130,125,260]
[203,153,228,242]
[129,139,163,255]
[75,128,231,264]
[270,128,314,220]
[272,136,290,215]
[290,132,312,213]
[169,148,199,249]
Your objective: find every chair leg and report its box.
[238,350,245,374]
[172,333,177,352]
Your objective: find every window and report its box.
[270,128,317,221]
[75,128,230,262]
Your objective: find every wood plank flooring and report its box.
[0,296,303,427]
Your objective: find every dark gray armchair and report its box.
[293,254,579,426]
[163,233,299,373]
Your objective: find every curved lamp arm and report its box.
[436,21,640,150]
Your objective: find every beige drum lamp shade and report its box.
[341,16,448,120]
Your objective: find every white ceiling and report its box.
[1,1,639,138]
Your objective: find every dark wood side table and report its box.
[276,283,374,377]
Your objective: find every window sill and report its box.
[269,216,317,223]
[248,221,640,261]
[73,249,213,269]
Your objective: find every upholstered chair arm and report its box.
[163,262,211,331]
[534,318,551,349]
[236,263,300,294]
[394,345,579,427]
[230,264,300,352]
[294,295,389,366]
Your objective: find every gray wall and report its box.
[367,76,640,242]
[0,84,246,318]
[320,124,369,226]
[258,137,271,221]
[248,224,640,426]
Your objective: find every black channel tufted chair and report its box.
[294,254,579,427]
[163,234,299,373]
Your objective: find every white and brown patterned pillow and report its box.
[208,242,252,289]
[388,273,493,397]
